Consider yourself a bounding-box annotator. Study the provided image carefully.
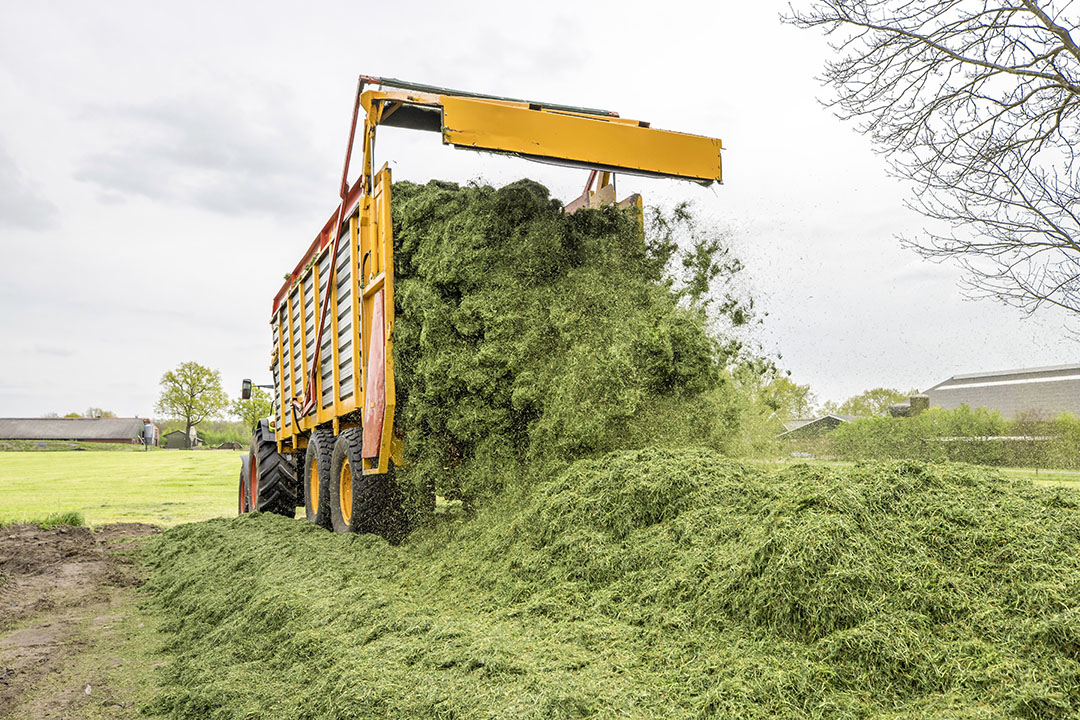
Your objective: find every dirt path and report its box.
[0,523,159,719]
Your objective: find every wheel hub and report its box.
[340,458,353,526]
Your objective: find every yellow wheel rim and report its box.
[340,457,353,526]
[309,458,319,513]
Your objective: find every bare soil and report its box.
[0,523,159,719]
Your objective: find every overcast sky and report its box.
[0,0,1073,419]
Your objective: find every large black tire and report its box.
[303,428,334,529]
[238,453,252,514]
[250,419,297,517]
[329,428,408,542]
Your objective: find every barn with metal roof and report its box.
[925,364,1080,419]
[778,415,857,439]
[0,417,157,445]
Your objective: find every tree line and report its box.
[752,375,917,424]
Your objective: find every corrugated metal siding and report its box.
[304,276,315,374]
[272,322,283,429]
[319,250,334,409]
[927,366,1080,418]
[0,418,147,441]
[336,232,354,402]
[270,218,365,439]
[289,287,302,419]
[279,305,292,414]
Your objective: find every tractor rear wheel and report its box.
[303,428,334,529]
[238,453,252,514]
[329,428,408,542]
[249,419,297,517]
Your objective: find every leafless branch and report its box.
[786,0,1080,314]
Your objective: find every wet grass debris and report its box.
[390,179,735,511]
[144,453,1080,719]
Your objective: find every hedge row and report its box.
[825,407,1080,468]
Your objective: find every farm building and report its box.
[0,417,157,445]
[778,415,856,439]
[162,428,204,449]
[924,364,1080,419]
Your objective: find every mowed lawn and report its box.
[0,450,247,526]
[1000,465,1080,489]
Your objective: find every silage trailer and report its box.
[238,75,724,538]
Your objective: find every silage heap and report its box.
[390,179,723,509]
[143,181,1080,718]
[146,453,1080,719]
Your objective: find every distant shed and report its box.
[778,415,856,439]
[0,417,156,445]
[163,430,191,449]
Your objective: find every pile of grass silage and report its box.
[389,179,732,511]
[144,452,1080,719]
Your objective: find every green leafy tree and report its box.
[84,407,116,418]
[759,376,816,424]
[155,362,229,444]
[229,386,272,433]
[831,388,915,417]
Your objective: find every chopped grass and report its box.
[754,459,1080,490]
[143,453,1080,719]
[141,181,1080,717]
[391,179,733,512]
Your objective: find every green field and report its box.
[0,450,245,526]
[999,465,1080,488]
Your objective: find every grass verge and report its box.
[0,510,88,530]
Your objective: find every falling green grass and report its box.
[135,181,1080,717]
[143,452,1080,719]
[390,179,735,512]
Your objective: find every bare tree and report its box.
[786,0,1080,315]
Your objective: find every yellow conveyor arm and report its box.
[353,76,722,192]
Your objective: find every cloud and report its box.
[0,142,58,230]
[34,345,74,357]
[74,84,327,219]
[887,259,958,285]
